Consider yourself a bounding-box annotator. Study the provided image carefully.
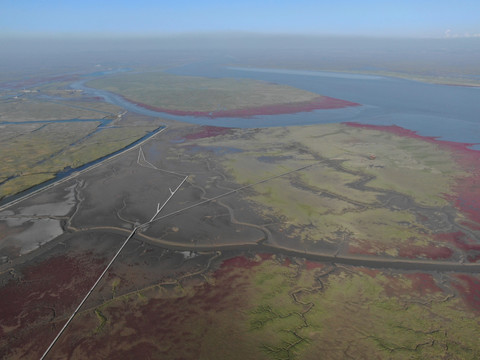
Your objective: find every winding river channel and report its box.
[3,64,479,207]
[75,64,480,149]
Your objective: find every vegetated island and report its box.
[87,71,360,118]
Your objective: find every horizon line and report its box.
[2,31,479,41]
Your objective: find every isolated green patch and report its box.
[87,71,320,112]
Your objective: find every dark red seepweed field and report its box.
[129,95,360,119]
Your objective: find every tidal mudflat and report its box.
[2,118,480,359]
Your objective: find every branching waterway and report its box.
[71,64,480,149]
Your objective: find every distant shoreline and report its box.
[228,66,480,88]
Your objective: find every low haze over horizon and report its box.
[2,0,480,39]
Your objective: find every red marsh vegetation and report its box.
[380,273,442,297]
[55,254,336,358]
[56,255,269,358]
[127,95,360,119]
[0,252,106,358]
[451,274,480,312]
[397,242,453,260]
[435,232,480,262]
[404,273,442,295]
[348,238,453,260]
[305,260,326,270]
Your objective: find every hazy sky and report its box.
[2,0,480,38]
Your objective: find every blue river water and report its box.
[72,64,480,149]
